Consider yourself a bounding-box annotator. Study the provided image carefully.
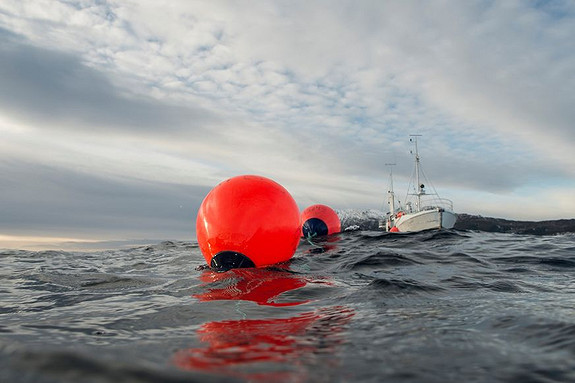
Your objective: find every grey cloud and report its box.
[290,127,558,194]
[0,28,220,134]
[0,159,209,239]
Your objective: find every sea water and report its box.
[2,224,575,382]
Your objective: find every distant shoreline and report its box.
[337,210,575,235]
[454,214,575,235]
[2,214,574,252]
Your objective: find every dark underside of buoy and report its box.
[302,218,328,238]
[211,251,256,271]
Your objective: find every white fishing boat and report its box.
[381,135,457,232]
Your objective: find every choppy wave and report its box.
[2,221,575,382]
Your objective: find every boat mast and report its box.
[385,163,396,215]
[409,135,423,212]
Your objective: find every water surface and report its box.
[2,229,575,382]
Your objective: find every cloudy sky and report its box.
[1,0,574,248]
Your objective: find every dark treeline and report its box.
[454,214,575,235]
[342,212,575,235]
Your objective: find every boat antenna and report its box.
[385,163,396,191]
[409,134,422,211]
[385,163,396,215]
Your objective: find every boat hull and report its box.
[395,209,456,232]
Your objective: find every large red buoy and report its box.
[196,175,301,270]
[301,204,341,238]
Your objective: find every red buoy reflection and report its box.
[194,267,331,307]
[175,266,353,381]
[174,306,354,381]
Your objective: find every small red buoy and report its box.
[390,226,399,232]
[196,175,301,270]
[301,204,341,238]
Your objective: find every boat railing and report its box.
[420,196,454,212]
